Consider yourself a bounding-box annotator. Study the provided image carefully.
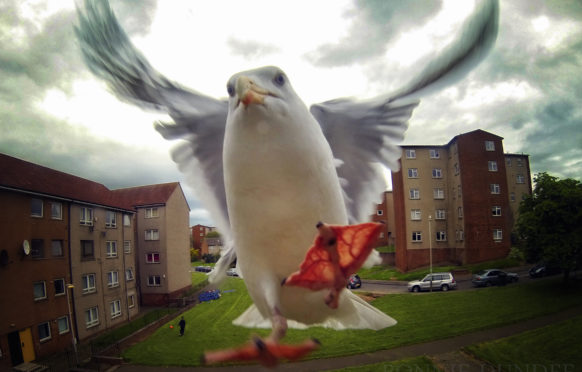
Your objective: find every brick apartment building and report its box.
[111,184,191,306]
[0,153,191,368]
[191,224,216,254]
[391,130,531,271]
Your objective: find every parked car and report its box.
[472,269,518,287]
[529,263,561,278]
[407,272,457,292]
[227,268,239,277]
[195,266,213,273]
[347,274,361,289]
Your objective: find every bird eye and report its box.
[273,73,285,87]
[227,82,235,97]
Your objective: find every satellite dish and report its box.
[23,240,31,255]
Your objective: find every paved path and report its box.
[111,306,582,372]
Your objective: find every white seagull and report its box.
[76,0,498,337]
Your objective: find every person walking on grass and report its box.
[179,316,186,336]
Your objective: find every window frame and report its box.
[57,316,70,334]
[110,299,122,319]
[81,240,94,260]
[436,231,447,241]
[33,281,47,301]
[51,240,64,257]
[128,294,136,308]
[30,239,44,258]
[147,275,161,287]
[493,229,503,241]
[54,278,65,296]
[412,231,422,242]
[106,241,118,258]
[488,161,498,172]
[490,183,501,194]
[432,168,442,178]
[107,271,119,288]
[435,209,446,220]
[31,198,43,218]
[429,149,440,159]
[485,140,495,151]
[123,240,131,254]
[38,322,51,342]
[145,207,159,219]
[146,252,160,264]
[105,211,117,228]
[85,307,99,328]
[407,168,419,178]
[492,206,502,216]
[405,149,416,159]
[51,202,62,220]
[82,273,96,294]
[409,189,420,200]
[80,207,94,226]
[410,209,421,220]
[145,229,159,241]
[516,174,525,184]
[433,188,445,200]
[125,268,134,281]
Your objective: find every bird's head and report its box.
[225,66,305,126]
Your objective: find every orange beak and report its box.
[236,76,269,106]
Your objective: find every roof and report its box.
[0,153,184,212]
[110,183,180,207]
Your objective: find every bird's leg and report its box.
[267,306,288,342]
[316,222,343,309]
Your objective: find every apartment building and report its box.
[191,224,216,252]
[0,153,138,369]
[391,130,531,271]
[112,183,191,306]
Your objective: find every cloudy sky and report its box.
[1,0,581,226]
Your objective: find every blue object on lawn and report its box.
[198,290,221,302]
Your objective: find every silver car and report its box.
[408,272,457,292]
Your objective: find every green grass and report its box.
[358,257,522,281]
[465,315,582,371]
[122,277,582,367]
[326,356,438,371]
[191,271,208,287]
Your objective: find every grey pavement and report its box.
[110,305,582,372]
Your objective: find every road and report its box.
[355,267,535,294]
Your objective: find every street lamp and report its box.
[66,284,79,366]
[428,215,433,292]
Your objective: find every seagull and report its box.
[76,0,498,338]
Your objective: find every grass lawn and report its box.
[357,257,522,281]
[465,315,582,371]
[122,277,582,367]
[327,356,438,371]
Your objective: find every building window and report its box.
[410,209,421,220]
[124,241,131,254]
[377,210,383,216]
[490,184,500,194]
[38,322,51,342]
[429,149,440,159]
[145,229,159,241]
[54,278,65,296]
[435,209,446,220]
[106,241,117,258]
[30,239,44,258]
[146,252,160,264]
[123,214,131,227]
[506,158,512,167]
[147,275,161,286]
[128,294,136,308]
[81,240,94,260]
[51,240,63,257]
[488,161,498,172]
[34,281,47,301]
[436,231,447,241]
[433,188,445,199]
[409,189,420,200]
[407,168,419,178]
[456,230,465,241]
[485,141,495,151]
[80,207,93,226]
[412,231,422,242]
[51,202,62,220]
[492,206,502,216]
[510,192,516,202]
[516,174,525,184]
[106,211,117,228]
[454,163,460,175]
[82,274,96,294]
[493,229,503,241]
[145,208,159,218]
[110,300,122,319]
[85,307,99,328]
[457,185,462,197]
[57,316,70,334]
[405,149,416,159]
[31,198,43,217]
[432,168,442,178]
[125,268,134,281]
[517,158,523,167]
[458,207,463,218]
[107,271,119,288]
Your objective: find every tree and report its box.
[516,172,582,283]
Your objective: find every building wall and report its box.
[164,189,191,296]
[370,191,389,247]
[69,205,138,341]
[504,154,532,229]
[0,191,72,368]
[385,191,396,246]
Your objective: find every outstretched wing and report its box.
[312,0,499,223]
[75,0,235,280]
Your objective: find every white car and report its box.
[408,272,457,292]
